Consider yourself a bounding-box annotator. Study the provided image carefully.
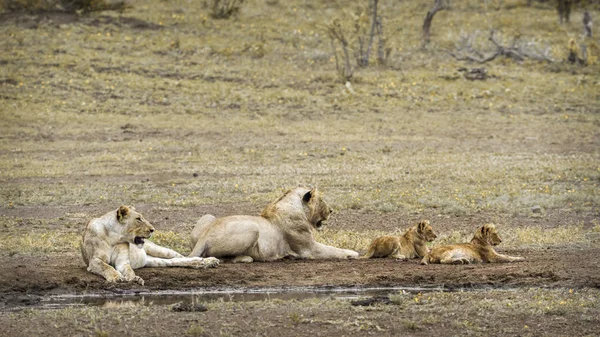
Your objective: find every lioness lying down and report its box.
[420,223,524,265]
[81,206,219,285]
[362,220,437,260]
[189,187,359,262]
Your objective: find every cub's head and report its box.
[416,220,437,242]
[302,188,333,231]
[116,205,155,246]
[474,223,502,246]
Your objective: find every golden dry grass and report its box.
[0,0,598,252]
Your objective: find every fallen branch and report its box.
[447,30,556,64]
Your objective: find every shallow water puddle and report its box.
[9,286,446,311]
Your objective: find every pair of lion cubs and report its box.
[363,220,525,265]
[81,187,522,284]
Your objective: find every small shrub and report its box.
[209,0,243,19]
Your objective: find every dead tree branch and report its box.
[327,19,354,83]
[583,11,592,38]
[422,0,446,48]
[447,30,556,64]
[356,0,382,67]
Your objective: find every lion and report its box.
[189,187,359,262]
[362,220,437,260]
[420,223,525,265]
[81,206,219,285]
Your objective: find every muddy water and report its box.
[15,286,448,311]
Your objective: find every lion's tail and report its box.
[361,247,375,259]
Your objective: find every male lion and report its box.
[362,220,437,260]
[189,187,359,262]
[420,223,525,265]
[81,206,219,285]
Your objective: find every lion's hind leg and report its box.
[143,241,184,259]
[145,256,220,269]
[489,252,525,263]
[439,249,475,265]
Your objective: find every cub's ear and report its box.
[418,220,426,232]
[117,206,130,223]
[303,190,313,203]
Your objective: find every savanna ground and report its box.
[1,0,599,335]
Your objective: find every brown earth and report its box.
[1,242,599,299]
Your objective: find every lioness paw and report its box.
[204,257,220,267]
[105,273,124,283]
[189,256,220,268]
[346,250,359,259]
[133,276,145,286]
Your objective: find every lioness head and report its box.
[116,205,155,246]
[417,220,437,242]
[475,223,502,246]
[302,188,333,231]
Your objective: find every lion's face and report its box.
[302,188,333,231]
[417,220,437,242]
[477,224,502,246]
[117,206,155,246]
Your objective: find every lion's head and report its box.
[116,205,155,246]
[473,223,502,246]
[417,220,437,242]
[302,188,333,230]
[261,187,333,231]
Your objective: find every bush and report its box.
[209,0,243,19]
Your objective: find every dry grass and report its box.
[2,288,599,336]
[0,0,599,252]
[0,232,81,255]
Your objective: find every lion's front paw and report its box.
[123,273,145,285]
[105,272,125,283]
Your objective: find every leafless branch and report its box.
[422,0,446,48]
[447,30,556,64]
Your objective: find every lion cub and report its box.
[363,220,437,260]
[420,223,525,265]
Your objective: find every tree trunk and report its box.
[422,0,445,48]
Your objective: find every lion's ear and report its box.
[117,206,130,223]
[418,220,427,232]
[303,190,313,203]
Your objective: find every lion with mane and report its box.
[189,187,359,262]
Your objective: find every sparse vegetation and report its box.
[0,0,599,334]
[209,0,243,19]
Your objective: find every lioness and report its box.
[420,223,525,265]
[362,220,437,260]
[81,206,219,285]
[189,187,359,262]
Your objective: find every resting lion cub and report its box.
[189,187,359,262]
[420,223,524,265]
[81,206,219,285]
[362,220,437,260]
